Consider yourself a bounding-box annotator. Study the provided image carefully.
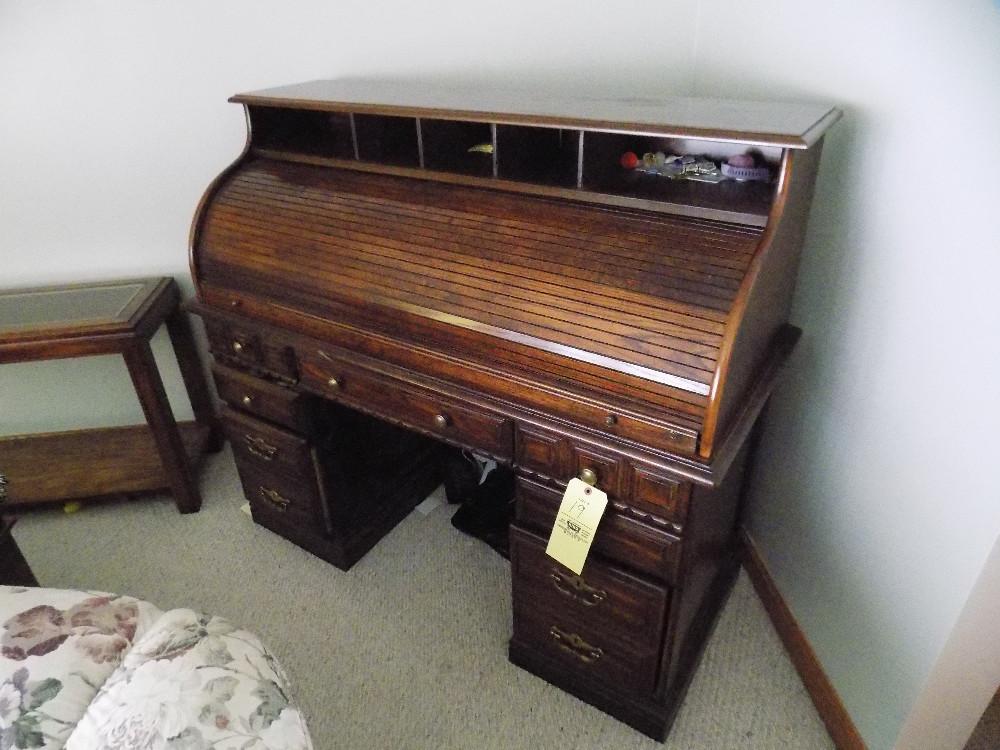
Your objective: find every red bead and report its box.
[620,151,639,169]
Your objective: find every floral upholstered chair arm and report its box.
[1,587,312,750]
[66,608,313,750]
[1,585,163,750]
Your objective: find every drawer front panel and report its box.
[510,526,668,650]
[205,318,297,380]
[300,350,514,461]
[630,467,690,526]
[515,424,625,499]
[213,364,317,434]
[514,476,681,583]
[511,597,661,694]
[221,406,313,478]
[232,454,331,536]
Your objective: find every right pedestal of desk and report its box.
[509,438,754,739]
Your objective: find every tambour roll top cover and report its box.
[190,80,839,461]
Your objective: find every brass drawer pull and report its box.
[579,468,598,486]
[244,434,278,461]
[433,413,450,429]
[550,569,607,607]
[258,486,291,511]
[232,340,244,354]
[549,625,603,664]
[315,352,342,390]
[241,394,253,407]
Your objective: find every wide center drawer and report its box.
[299,348,514,462]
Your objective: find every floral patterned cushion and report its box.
[1,587,312,750]
[1,586,162,750]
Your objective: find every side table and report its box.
[0,277,221,513]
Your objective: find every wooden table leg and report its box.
[123,340,202,513]
[165,307,224,453]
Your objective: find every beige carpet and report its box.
[11,447,833,749]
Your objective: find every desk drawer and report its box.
[233,456,331,537]
[514,476,681,583]
[511,593,662,695]
[516,423,626,499]
[510,526,668,651]
[205,318,297,380]
[213,364,318,434]
[299,349,514,461]
[221,406,313,478]
[517,423,691,527]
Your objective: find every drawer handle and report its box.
[433,413,450,430]
[549,626,603,664]
[579,468,598,486]
[326,376,340,390]
[258,486,291,512]
[232,340,244,354]
[244,434,278,461]
[241,395,253,407]
[550,569,607,607]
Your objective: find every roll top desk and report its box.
[189,80,838,739]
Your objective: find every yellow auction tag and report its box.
[545,477,608,575]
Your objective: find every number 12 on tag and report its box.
[545,477,609,575]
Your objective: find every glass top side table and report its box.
[0,277,222,513]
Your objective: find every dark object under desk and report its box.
[0,517,38,587]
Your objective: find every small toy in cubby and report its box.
[620,150,770,183]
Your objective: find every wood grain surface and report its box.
[0,423,211,506]
[198,159,763,401]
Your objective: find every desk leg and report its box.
[165,308,223,453]
[123,341,202,514]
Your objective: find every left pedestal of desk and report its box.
[0,277,222,513]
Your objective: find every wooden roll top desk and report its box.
[189,80,838,739]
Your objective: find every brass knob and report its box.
[241,395,253,407]
[232,340,243,353]
[327,377,340,389]
[579,468,598,486]
[605,414,617,426]
[230,298,241,308]
[433,413,450,429]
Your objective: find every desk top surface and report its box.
[231,79,840,148]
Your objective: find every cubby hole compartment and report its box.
[421,119,494,177]
[249,106,356,160]
[496,126,580,188]
[354,114,421,167]
[582,132,777,219]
